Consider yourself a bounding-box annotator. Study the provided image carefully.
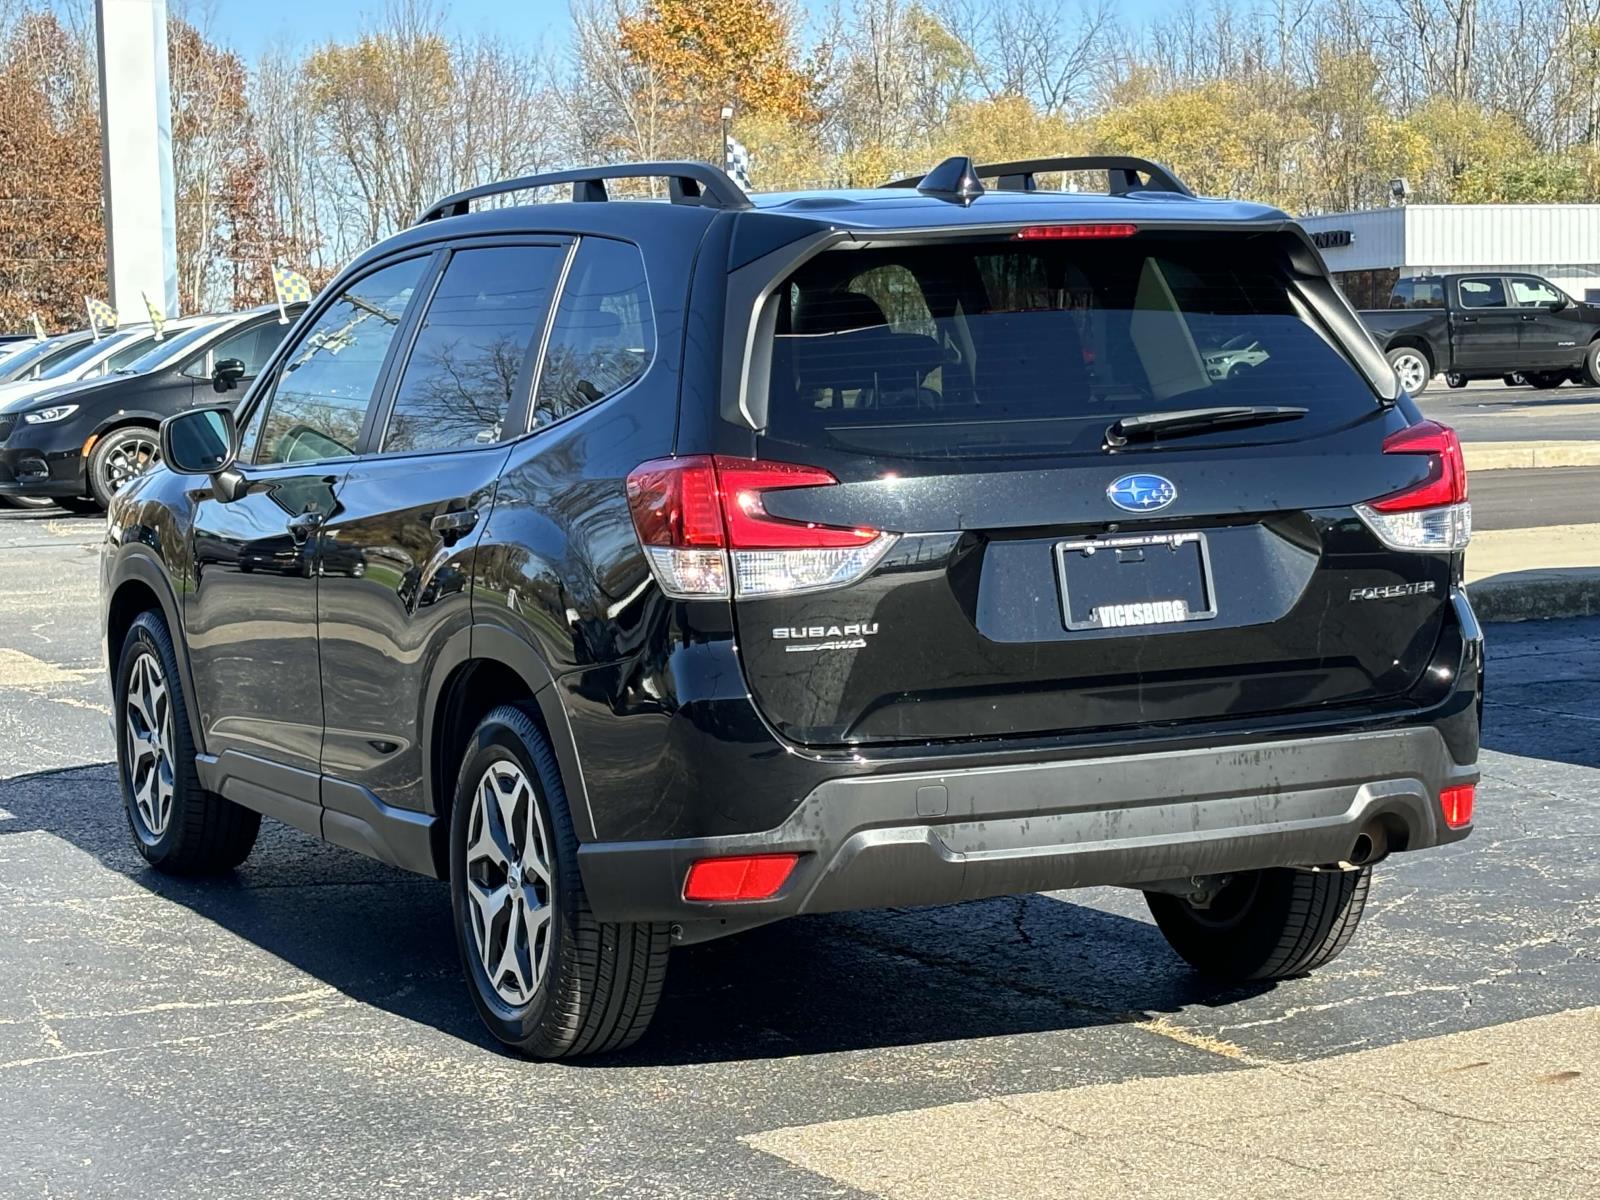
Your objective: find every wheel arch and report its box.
[106,553,206,752]
[423,623,594,877]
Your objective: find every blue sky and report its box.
[208,0,1170,58]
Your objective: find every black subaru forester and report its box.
[100,156,1481,1058]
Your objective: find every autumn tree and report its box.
[618,0,815,161]
[0,10,102,331]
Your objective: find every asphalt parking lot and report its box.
[1,507,1596,1198]
[1419,379,1600,442]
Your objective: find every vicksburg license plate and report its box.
[1055,532,1218,632]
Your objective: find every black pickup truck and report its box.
[1361,273,1600,394]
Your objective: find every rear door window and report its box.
[533,238,654,426]
[762,235,1381,459]
[1458,277,1508,308]
[382,245,564,454]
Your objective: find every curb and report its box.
[1463,442,1600,471]
[1469,569,1600,622]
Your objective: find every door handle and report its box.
[287,510,324,544]
[1520,314,1537,321]
[430,507,480,545]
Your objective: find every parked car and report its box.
[0,334,38,363]
[0,318,211,409]
[0,306,298,511]
[0,330,95,385]
[103,155,1481,1058]
[1361,273,1600,393]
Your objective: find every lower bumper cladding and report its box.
[578,726,1477,929]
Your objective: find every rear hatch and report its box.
[712,227,1465,746]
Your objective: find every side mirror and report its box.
[212,357,247,393]
[1544,297,1567,312]
[160,406,237,477]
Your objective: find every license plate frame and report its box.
[1055,531,1219,632]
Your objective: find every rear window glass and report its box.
[762,236,1381,459]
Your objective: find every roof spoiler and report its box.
[416,161,753,224]
[885,155,1194,199]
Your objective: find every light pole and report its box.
[721,104,734,171]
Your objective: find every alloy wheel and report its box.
[124,650,175,838]
[104,434,160,494]
[1391,352,1428,395]
[464,760,555,1007]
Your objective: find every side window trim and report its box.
[235,251,442,470]
[364,234,573,460]
[523,239,581,436]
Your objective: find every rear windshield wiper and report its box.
[1105,405,1308,449]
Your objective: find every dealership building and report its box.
[1297,204,1600,309]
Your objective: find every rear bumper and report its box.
[578,723,1476,929]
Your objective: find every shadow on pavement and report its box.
[0,761,1271,1064]
[1481,615,1600,769]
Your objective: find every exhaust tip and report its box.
[1348,819,1390,867]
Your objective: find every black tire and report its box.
[1146,866,1370,981]
[1385,347,1431,395]
[449,704,670,1058]
[1526,372,1566,390]
[0,495,53,510]
[1445,371,1468,389]
[114,610,261,873]
[1582,341,1600,388]
[55,495,103,515]
[88,425,161,510]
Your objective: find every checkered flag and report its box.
[272,265,313,323]
[142,292,167,340]
[84,296,117,339]
[725,136,753,191]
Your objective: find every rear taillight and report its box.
[625,456,895,599]
[1355,421,1471,552]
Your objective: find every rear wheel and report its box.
[0,495,52,510]
[1386,347,1431,395]
[449,704,670,1058]
[88,426,160,510]
[1445,371,1468,389]
[1146,866,1370,981]
[115,610,260,873]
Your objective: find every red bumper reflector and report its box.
[683,854,799,902]
[1440,784,1475,829]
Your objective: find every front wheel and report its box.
[449,704,670,1058]
[115,610,261,873]
[1146,866,1370,981]
[1582,341,1600,388]
[88,426,161,510]
[1386,347,1432,395]
[0,495,52,510]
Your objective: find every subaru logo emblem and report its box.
[1107,473,1177,513]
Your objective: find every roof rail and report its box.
[885,155,1194,199]
[416,160,753,224]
